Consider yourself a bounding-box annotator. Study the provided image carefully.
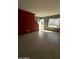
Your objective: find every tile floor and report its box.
[18,57,30,59]
[18,30,60,59]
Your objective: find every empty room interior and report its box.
[18,0,60,59]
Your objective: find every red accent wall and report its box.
[18,9,39,35]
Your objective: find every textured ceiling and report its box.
[18,0,60,17]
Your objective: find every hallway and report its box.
[18,30,60,59]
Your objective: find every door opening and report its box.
[39,19,44,30]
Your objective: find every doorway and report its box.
[39,19,44,30]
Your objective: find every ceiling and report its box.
[18,0,60,17]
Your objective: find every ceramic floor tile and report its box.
[18,52,31,57]
[23,57,30,59]
[18,57,22,59]
[31,53,42,59]
[42,53,53,59]
[18,30,60,59]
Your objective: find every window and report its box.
[48,19,54,27]
[48,18,60,28]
